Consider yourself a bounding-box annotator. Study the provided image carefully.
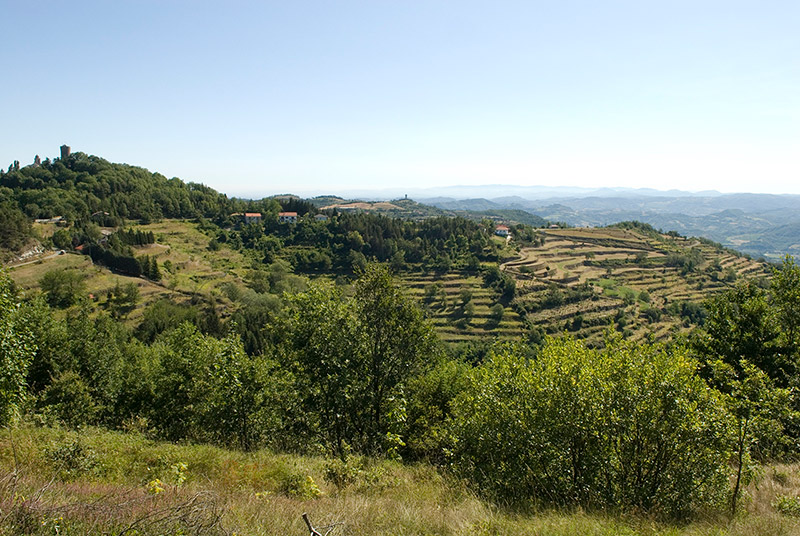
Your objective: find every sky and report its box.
[2,1,799,196]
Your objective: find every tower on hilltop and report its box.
[60,145,71,160]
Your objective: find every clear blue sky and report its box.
[2,1,798,196]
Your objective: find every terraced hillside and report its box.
[399,271,525,343]
[7,219,774,348]
[505,227,771,345]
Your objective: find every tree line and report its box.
[217,210,513,274]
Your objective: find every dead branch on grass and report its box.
[302,512,343,536]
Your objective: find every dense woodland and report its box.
[3,153,800,524]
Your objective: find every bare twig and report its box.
[302,513,343,536]
[302,512,323,536]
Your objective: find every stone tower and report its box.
[60,144,71,160]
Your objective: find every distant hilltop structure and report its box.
[60,144,71,160]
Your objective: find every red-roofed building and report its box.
[278,212,298,224]
[495,225,510,237]
[244,212,262,224]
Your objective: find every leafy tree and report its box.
[771,255,800,357]
[199,334,289,450]
[352,264,439,454]
[489,303,504,322]
[404,357,470,462]
[451,333,733,517]
[39,269,86,308]
[693,263,800,462]
[704,359,792,514]
[108,280,139,317]
[695,282,787,385]
[286,282,361,454]
[0,202,32,253]
[134,299,199,343]
[0,272,36,425]
[148,323,215,441]
[287,264,438,456]
[38,371,99,427]
[18,297,69,393]
[228,290,282,356]
[63,310,131,425]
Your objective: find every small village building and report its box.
[495,224,511,237]
[278,211,298,224]
[231,212,263,224]
[314,214,329,222]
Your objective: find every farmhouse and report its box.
[314,214,329,222]
[231,212,263,224]
[495,225,511,237]
[278,211,298,224]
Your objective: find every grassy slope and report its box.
[8,220,252,324]
[2,425,800,536]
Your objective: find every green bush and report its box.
[38,371,99,427]
[45,438,101,480]
[773,495,800,516]
[280,473,322,499]
[450,333,733,517]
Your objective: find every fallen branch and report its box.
[302,512,343,536]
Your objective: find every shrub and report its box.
[773,495,800,516]
[38,371,99,427]
[450,333,733,517]
[39,269,86,308]
[45,438,100,480]
[280,473,322,499]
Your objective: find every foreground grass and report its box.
[3,426,800,535]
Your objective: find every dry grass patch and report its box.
[4,426,800,535]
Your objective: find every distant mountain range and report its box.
[410,189,800,260]
[282,185,800,260]
[252,184,729,201]
[228,184,800,260]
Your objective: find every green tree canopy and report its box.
[0,272,36,425]
[286,264,439,456]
